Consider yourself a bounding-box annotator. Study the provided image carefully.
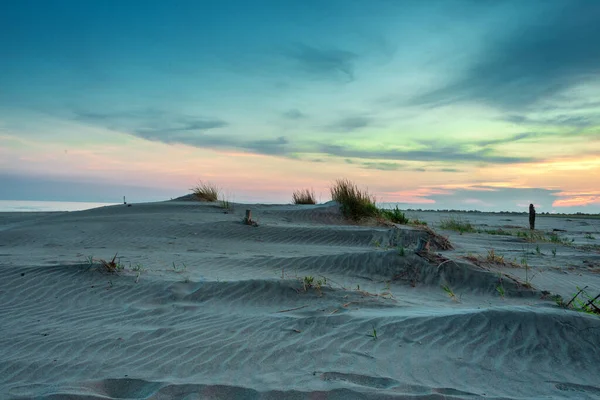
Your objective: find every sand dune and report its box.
[1,202,599,399]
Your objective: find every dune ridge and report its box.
[1,201,599,399]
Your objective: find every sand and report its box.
[1,201,599,399]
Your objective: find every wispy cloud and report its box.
[326,116,372,132]
[321,143,534,164]
[284,44,358,81]
[282,109,307,119]
[411,2,600,111]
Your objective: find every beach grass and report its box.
[292,188,317,205]
[190,181,219,202]
[439,216,476,233]
[330,179,378,221]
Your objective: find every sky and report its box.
[1,0,599,212]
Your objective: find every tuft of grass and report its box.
[330,179,378,221]
[552,247,557,257]
[439,216,475,234]
[486,249,505,264]
[190,181,219,202]
[410,218,428,226]
[584,233,596,240]
[292,188,317,205]
[379,206,409,224]
[441,284,457,301]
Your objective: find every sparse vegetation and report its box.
[410,218,428,226]
[190,181,219,202]
[486,249,505,264]
[479,228,512,236]
[439,216,475,234]
[398,246,405,256]
[379,206,409,224]
[557,286,600,315]
[292,188,317,205]
[584,233,596,240]
[330,179,378,221]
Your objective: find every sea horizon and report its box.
[0,200,120,213]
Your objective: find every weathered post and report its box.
[529,204,536,230]
[245,210,252,224]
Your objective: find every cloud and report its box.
[503,114,600,129]
[362,162,405,171]
[285,44,358,81]
[411,2,600,111]
[320,143,534,164]
[326,116,372,132]
[282,109,307,119]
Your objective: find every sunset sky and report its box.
[1,0,599,212]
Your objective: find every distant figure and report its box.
[529,204,536,230]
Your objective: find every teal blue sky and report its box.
[1,0,599,211]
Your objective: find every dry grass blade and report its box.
[99,253,120,274]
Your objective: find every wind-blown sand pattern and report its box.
[1,202,599,399]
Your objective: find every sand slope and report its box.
[1,202,599,399]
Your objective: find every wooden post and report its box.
[245,210,252,224]
[123,196,127,205]
[529,204,536,230]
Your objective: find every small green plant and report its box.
[535,244,541,255]
[86,255,94,266]
[520,254,535,288]
[398,246,405,256]
[496,284,506,298]
[131,263,144,272]
[190,181,219,202]
[439,216,475,234]
[370,325,377,340]
[292,188,317,205]
[584,233,596,240]
[220,196,233,211]
[441,284,457,301]
[411,218,427,226]
[303,276,315,291]
[330,178,378,221]
[372,239,381,248]
[379,206,409,224]
[551,247,557,257]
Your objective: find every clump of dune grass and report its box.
[190,181,219,202]
[330,179,378,221]
[292,188,316,205]
[439,216,475,234]
[379,206,409,224]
